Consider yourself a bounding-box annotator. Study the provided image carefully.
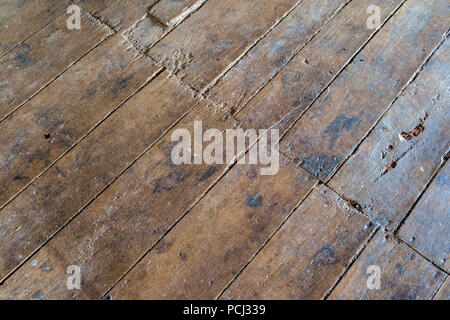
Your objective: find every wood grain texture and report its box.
[0,11,112,120]
[221,184,375,300]
[0,100,236,299]
[280,0,449,181]
[398,162,449,271]
[108,157,316,299]
[235,0,404,134]
[0,70,204,282]
[433,277,449,300]
[328,230,446,300]
[0,0,70,57]
[74,0,118,15]
[329,38,450,230]
[0,35,159,208]
[148,0,299,91]
[206,0,350,114]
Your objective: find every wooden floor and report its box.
[0,0,449,300]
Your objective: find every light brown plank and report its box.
[0,11,112,121]
[221,184,375,300]
[0,35,160,208]
[328,230,446,300]
[329,38,449,230]
[0,70,203,282]
[398,162,449,271]
[0,0,70,57]
[148,0,299,91]
[0,100,236,299]
[206,0,350,114]
[279,0,449,181]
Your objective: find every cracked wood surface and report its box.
[0,0,448,299]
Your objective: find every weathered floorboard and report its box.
[206,0,350,114]
[0,0,71,57]
[108,157,316,299]
[148,0,299,91]
[0,35,159,208]
[328,230,446,300]
[433,277,449,300]
[235,0,404,133]
[280,0,449,181]
[0,11,112,121]
[329,38,449,230]
[221,184,375,300]
[398,162,449,271]
[0,70,204,282]
[0,100,236,299]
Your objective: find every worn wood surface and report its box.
[0,0,448,299]
[328,230,446,300]
[221,184,375,300]
[280,0,449,181]
[0,11,112,121]
[398,162,449,271]
[0,0,70,57]
[329,38,449,230]
[434,277,449,300]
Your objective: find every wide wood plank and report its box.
[235,0,403,133]
[0,35,160,208]
[398,162,449,271]
[0,0,70,57]
[0,70,203,282]
[328,230,446,300]
[0,100,236,299]
[148,0,299,91]
[221,184,375,300]
[0,11,112,121]
[206,0,350,114]
[329,38,449,230]
[280,0,449,181]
